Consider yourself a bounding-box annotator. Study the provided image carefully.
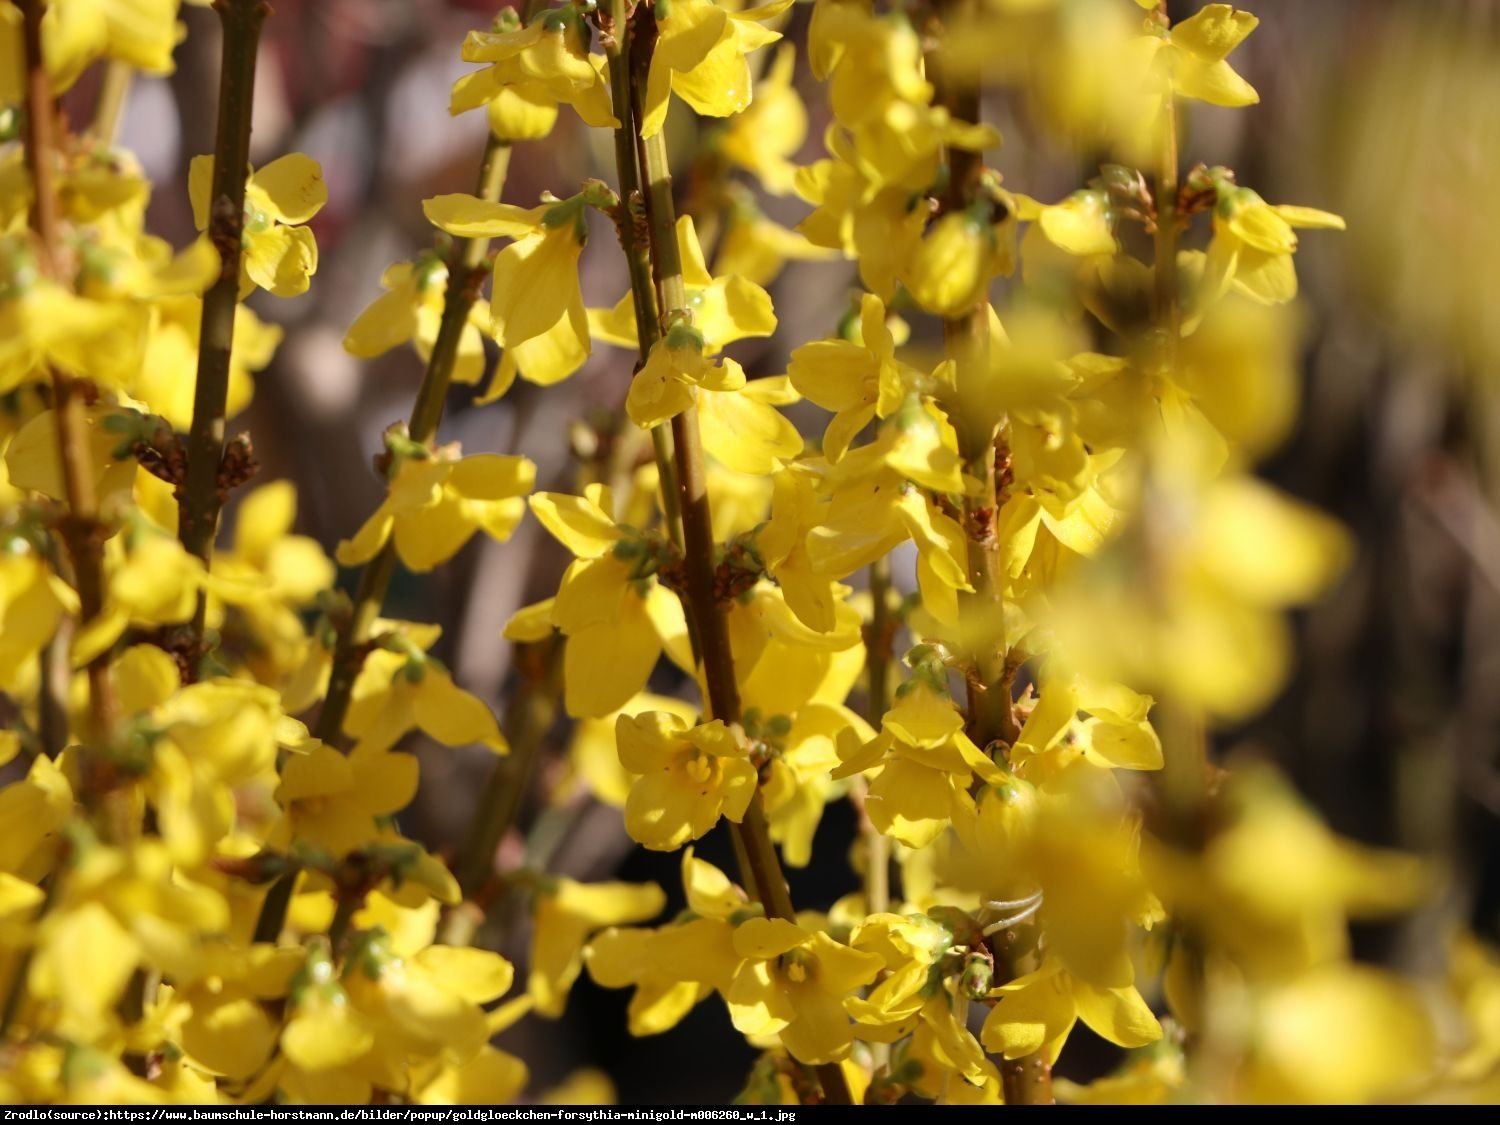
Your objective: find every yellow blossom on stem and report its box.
[615,710,758,851]
[343,259,491,387]
[189,153,327,298]
[336,447,535,574]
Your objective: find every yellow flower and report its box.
[1234,965,1434,1104]
[1011,670,1163,773]
[943,778,1160,990]
[272,741,418,858]
[1055,1039,1185,1105]
[714,199,838,287]
[817,2,931,127]
[1205,184,1346,305]
[73,532,264,666]
[0,552,70,692]
[0,235,147,395]
[189,153,327,298]
[525,485,691,717]
[903,210,1009,319]
[585,851,747,1036]
[980,954,1161,1065]
[343,621,507,755]
[336,448,535,574]
[801,424,972,627]
[147,676,299,862]
[638,0,793,139]
[1150,2,1261,107]
[760,703,871,867]
[1145,764,1428,987]
[424,192,591,386]
[563,692,698,808]
[1048,474,1351,720]
[844,911,953,1033]
[833,684,1005,847]
[137,296,281,430]
[450,9,617,136]
[615,711,759,851]
[725,917,884,1065]
[787,293,924,462]
[591,216,778,356]
[698,375,804,476]
[2,0,184,98]
[343,259,490,386]
[626,325,748,429]
[530,876,665,1017]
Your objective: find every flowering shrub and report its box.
[0,0,1494,1107]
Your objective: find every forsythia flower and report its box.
[343,259,491,386]
[615,711,758,851]
[449,8,617,135]
[337,447,535,573]
[523,485,689,718]
[424,193,591,387]
[725,917,884,1065]
[637,0,793,138]
[0,0,1441,1110]
[1205,183,1347,305]
[1146,2,1261,107]
[189,153,328,298]
[529,876,666,1016]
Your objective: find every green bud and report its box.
[961,951,993,999]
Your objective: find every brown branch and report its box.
[178,0,270,663]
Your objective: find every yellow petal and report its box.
[413,946,515,1004]
[733,916,811,960]
[281,1003,374,1072]
[1071,979,1162,1049]
[422,194,544,238]
[528,491,621,558]
[251,153,327,224]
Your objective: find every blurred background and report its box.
[57,0,1500,1100]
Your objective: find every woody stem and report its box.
[602,0,682,546]
[862,557,893,1069]
[1150,2,1209,854]
[930,0,1051,1105]
[20,0,121,806]
[179,0,267,657]
[252,133,511,946]
[629,10,851,1107]
[449,640,560,907]
[315,133,511,750]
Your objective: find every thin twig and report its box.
[180,0,269,658]
[20,0,121,789]
[626,7,850,1105]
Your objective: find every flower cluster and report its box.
[0,0,1494,1109]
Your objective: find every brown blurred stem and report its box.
[20,0,120,787]
[179,0,268,655]
[862,556,892,921]
[252,134,512,946]
[1150,3,1209,851]
[861,559,893,1071]
[449,640,560,906]
[629,9,850,1106]
[929,0,1051,1105]
[314,134,512,750]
